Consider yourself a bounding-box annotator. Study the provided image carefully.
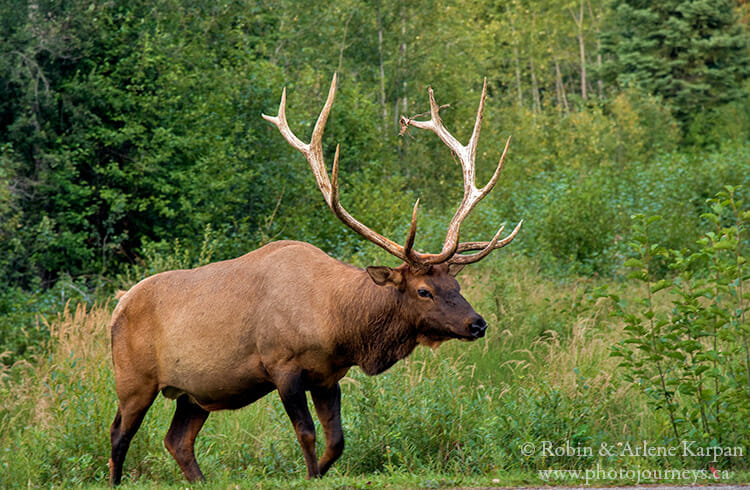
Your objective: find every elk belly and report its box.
[157,351,273,411]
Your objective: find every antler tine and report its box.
[449,220,524,265]
[399,79,520,265]
[429,88,467,165]
[310,73,338,159]
[264,74,417,264]
[402,87,465,161]
[403,198,420,259]
[262,74,339,204]
[428,87,442,125]
[479,135,511,195]
[262,88,308,154]
[467,78,487,176]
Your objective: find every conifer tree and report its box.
[603,0,750,124]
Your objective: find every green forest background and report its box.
[1,0,749,487]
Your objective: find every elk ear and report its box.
[447,263,466,277]
[366,266,404,288]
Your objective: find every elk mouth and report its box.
[416,325,484,348]
[417,328,461,348]
[455,330,485,341]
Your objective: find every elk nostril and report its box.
[469,317,487,337]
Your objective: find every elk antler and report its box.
[263,74,520,268]
[262,74,419,264]
[399,78,522,265]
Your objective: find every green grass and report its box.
[1,256,748,488]
[65,469,750,489]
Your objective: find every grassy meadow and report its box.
[1,249,748,488]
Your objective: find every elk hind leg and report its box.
[110,386,158,485]
[164,394,210,482]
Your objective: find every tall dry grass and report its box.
[0,301,115,485]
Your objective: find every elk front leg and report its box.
[276,375,320,478]
[311,383,344,476]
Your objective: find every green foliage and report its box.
[490,142,748,277]
[607,190,749,451]
[0,286,51,363]
[607,215,682,438]
[534,171,619,274]
[0,0,286,286]
[115,224,220,289]
[0,144,23,284]
[684,86,750,146]
[603,0,750,129]
[494,86,679,178]
[0,0,748,291]
[0,277,92,365]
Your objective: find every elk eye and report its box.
[417,288,433,299]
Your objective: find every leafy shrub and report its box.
[534,172,618,275]
[0,277,92,366]
[684,85,750,147]
[607,189,749,457]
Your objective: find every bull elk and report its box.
[108,74,522,485]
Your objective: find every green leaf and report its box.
[664,351,686,361]
[652,279,671,293]
[701,212,720,225]
[624,258,646,269]
[713,240,736,251]
[693,365,710,376]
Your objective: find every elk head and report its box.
[263,74,521,344]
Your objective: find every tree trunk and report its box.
[528,12,541,113]
[394,9,407,131]
[514,45,523,108]
[570,1,587,100]
[530,56,541,113]
[587,0,604,98]
[377,1,387,129]
[508,10,523,107]
[554,56,569,112]
[337,14,352,74]
[401,14,407,115]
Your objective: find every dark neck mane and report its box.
[331,268,418,375]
